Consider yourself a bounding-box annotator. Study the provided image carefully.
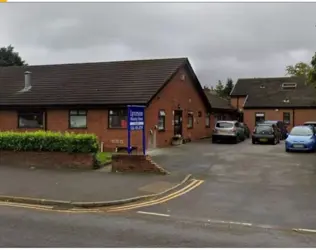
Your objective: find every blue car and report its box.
[285,126,316,152]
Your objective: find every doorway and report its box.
[174,110,183,136]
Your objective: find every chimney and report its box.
[24,71,31,90]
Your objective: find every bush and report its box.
[0,131,99,153]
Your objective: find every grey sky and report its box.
[1,3,315,86]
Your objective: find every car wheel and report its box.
[272,137,277,145]
[285,148,290,152]
[252,139,256,144]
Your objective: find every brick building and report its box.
[203,89,238,129]
[230,77,316,132]
[0,58,213,151]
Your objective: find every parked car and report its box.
[263,120,288,140]
[240,123,250,138]
[252,123,280,145]
[303,121,316,133]
[285,125,316,152]
[212,120,245,143]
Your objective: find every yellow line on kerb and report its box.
[0,0,7,2]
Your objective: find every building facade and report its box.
[0,58,213,151]
[230,77,316,132]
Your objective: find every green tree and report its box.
[0,45,27,67]
[285,62,313,82]
[310,52,316,83]
[223,78,234,97]
[215,80,225,97]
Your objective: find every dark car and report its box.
[263,120,288,140]
[252,123,280,145]
[240,122,250,138]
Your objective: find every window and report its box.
[205,113,210,128]
[255,112,265,125]
[109,109,127,128]
[158,110,166,131]
[283,112,290,125]
[18,111,44,128]
[69,110,87,128]
[187,112,194,129]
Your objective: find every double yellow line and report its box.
[106,179,204,212]
[0,178,204,214]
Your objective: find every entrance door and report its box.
[174,110,183,136]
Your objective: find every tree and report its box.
[0,45,27,67]
[285,62,313,82]
[215,80,225,97]
[223,78,234,97]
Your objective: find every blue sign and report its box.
[129,107,145,131]
[127,105,146,155]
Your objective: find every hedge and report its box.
[0,131,99,153]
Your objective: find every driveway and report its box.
[146,139,316,229]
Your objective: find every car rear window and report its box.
[255,125,272,133]
[290,127,313,136]
[216,122,233,128]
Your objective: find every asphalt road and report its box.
[149,139,316,230]
[1,206,316,247]
[2,139,316,247]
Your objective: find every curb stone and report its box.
[0,174,193,209]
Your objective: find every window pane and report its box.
[158,116,165,130]
[70,110,78,115]
[78,110,87,115]
[18,112,43,128]
[70,116,87,128]
[205,116,210,127]
[109,115,127,128]
[188,114,193,128]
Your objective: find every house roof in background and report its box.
[0,57,207,107]
[231,77,316,108]
[204,90,235,110]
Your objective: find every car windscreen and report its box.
[255,125,272,133]
[290,127,313,136]
[216,122,233,128]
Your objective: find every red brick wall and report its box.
[243,108,316,133]
[0,66,212,150]
[145,68,212,147]
[230,96,246,109]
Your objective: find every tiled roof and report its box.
[231,77,316,108]
[204,90,235,110]
[0,57,194,106]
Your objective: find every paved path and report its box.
[1,206,316,247]
[0,165,183,202]
[146,139,316,229]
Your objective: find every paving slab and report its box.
[0,165,184,202]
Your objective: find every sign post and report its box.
[127,105,146,155]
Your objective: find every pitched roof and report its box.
[231,77,316,108]
[0,57,207,107]
[204,90,235,110]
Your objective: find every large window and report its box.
[205,113,210,128]
[69,110,87,128]
[187,112,194,129]
[283,112,290,125]
[109,109,127,128]
[255,112,265,125]
[18,111,44,128]
[158,110,166,131]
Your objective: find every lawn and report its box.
[96,152,112,164]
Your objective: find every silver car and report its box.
[212,120,245,144]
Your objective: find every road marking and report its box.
[107,179,204,212]
[293,228,316,233]
[137,211,170,217]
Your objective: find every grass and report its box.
[96,152,112,165]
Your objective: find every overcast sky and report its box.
[1,3,315,86]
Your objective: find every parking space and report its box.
[148,139,316,229]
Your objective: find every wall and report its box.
[145,67,212,148]
[244,109,296,132]
[230,96,246,110]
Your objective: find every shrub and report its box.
[0,131,99,153]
